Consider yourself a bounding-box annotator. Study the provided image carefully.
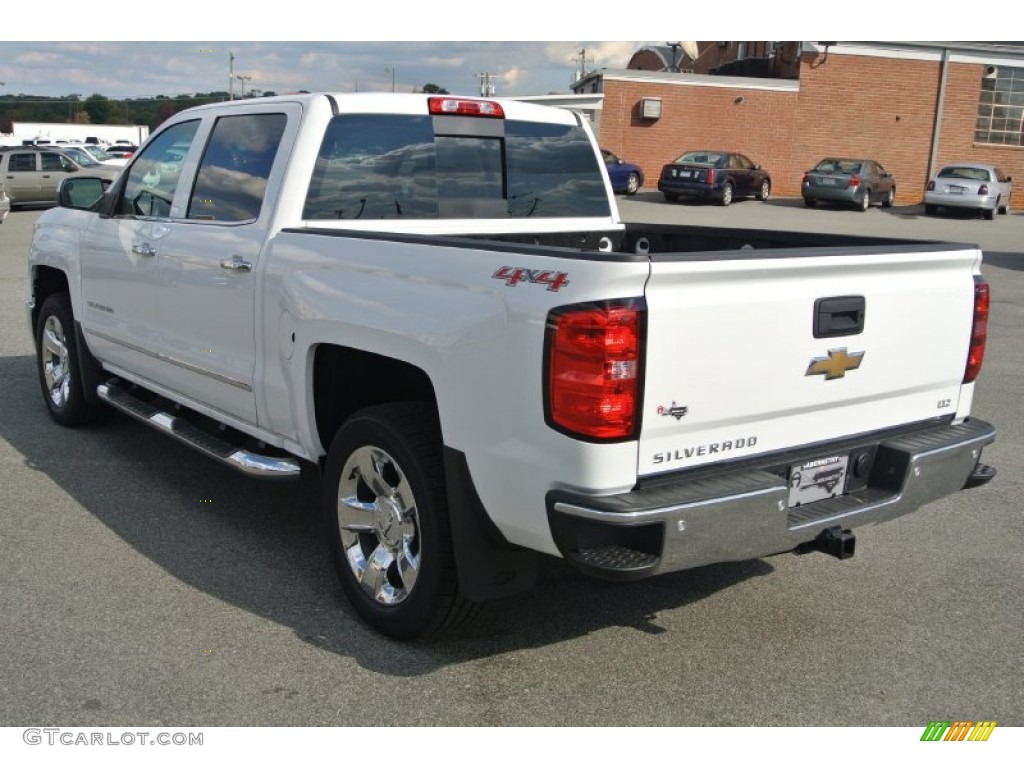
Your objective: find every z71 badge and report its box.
[492,266,570,292]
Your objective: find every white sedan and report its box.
[924,162,1013,220]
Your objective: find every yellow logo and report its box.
[806,348,864,380]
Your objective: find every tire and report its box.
[804,197,817,208]
[858,188,871,212]
[663,192,679,203]
[999,198,1010,215]
[35,293,96,427]
[625,173,640,196]
[323,402,477,639]
[882,187,895,208]
[983,206,995,221]
[756,179,771,201]
[719,182,734,206]
[925,204,938,216]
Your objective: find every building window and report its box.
[976,65,1024,146]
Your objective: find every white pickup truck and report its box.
[28,93,996,639]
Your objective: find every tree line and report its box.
[0,92,252,133]
[1,84,450,133]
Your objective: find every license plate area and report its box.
[947,185,966,194]
[788,454,849,507]
[818,176,836,185]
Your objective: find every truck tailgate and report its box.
[639,246,980,477]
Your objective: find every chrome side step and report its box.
[97,381,302,479]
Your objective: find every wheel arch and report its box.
[312,343,537,604]
[30,265,70,335]
[311,343,437,461]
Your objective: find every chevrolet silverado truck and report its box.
[28,93,997,639]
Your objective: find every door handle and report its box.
[220,255,252,273]
[132,243,156,257]
[814,296,866,338]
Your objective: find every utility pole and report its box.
[385,67,396,92]
[475,72,496,97]
[228,51,235,100]
[571,48,589,83]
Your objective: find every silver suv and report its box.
[0,146,121,206]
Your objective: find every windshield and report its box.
[61,148,99,166]
[673,151,725,166]
[938,166,990,181]
[814,159,862,174]
[88,147,114,161]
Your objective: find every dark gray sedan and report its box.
[802,158,896,211]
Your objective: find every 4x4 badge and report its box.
[806,348,864,380]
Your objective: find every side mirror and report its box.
[59,177,107,210]
[1006,176,1013,182]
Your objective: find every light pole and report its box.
[385,67,396,92]
[234,75,252,98]
[228,51,235,100]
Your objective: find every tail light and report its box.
[428,96,504,118]
[545,300,645,441]
[802,172,810,184]
[848,174,861,188]
[706,168,715,185]
[927,180,936,191]
[978,184,989,195]
[964,276,989,383]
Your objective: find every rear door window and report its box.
[187,113,288,221]
[8,153,38,172]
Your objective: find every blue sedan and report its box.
[602,149,644,195]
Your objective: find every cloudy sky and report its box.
[0,3,996,100]
[0,41,645,100]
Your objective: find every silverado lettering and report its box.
[652,437,759,464]
[27,92,997,640]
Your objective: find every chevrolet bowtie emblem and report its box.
[806,348,864,380]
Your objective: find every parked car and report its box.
[105,144,138,160]
[601,149,644,195]
[658,151,770,206]
[924,163,1013,220]
[802,158,895,211]
[58,145,125,169]
[0,146,120,206]
[0,181,10,224]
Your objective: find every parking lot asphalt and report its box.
[0,199,1021,728]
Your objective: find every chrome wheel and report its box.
[337,445,420,606]
[758,179,770,201]
[324,403,477,638]
[883,188,895,208]
[625,173,640,196]
[858,189,870,211]
[36,292,100,426]
[720,182,733,206]
[41,315,71,409]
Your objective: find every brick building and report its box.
[570,42,1024,203]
